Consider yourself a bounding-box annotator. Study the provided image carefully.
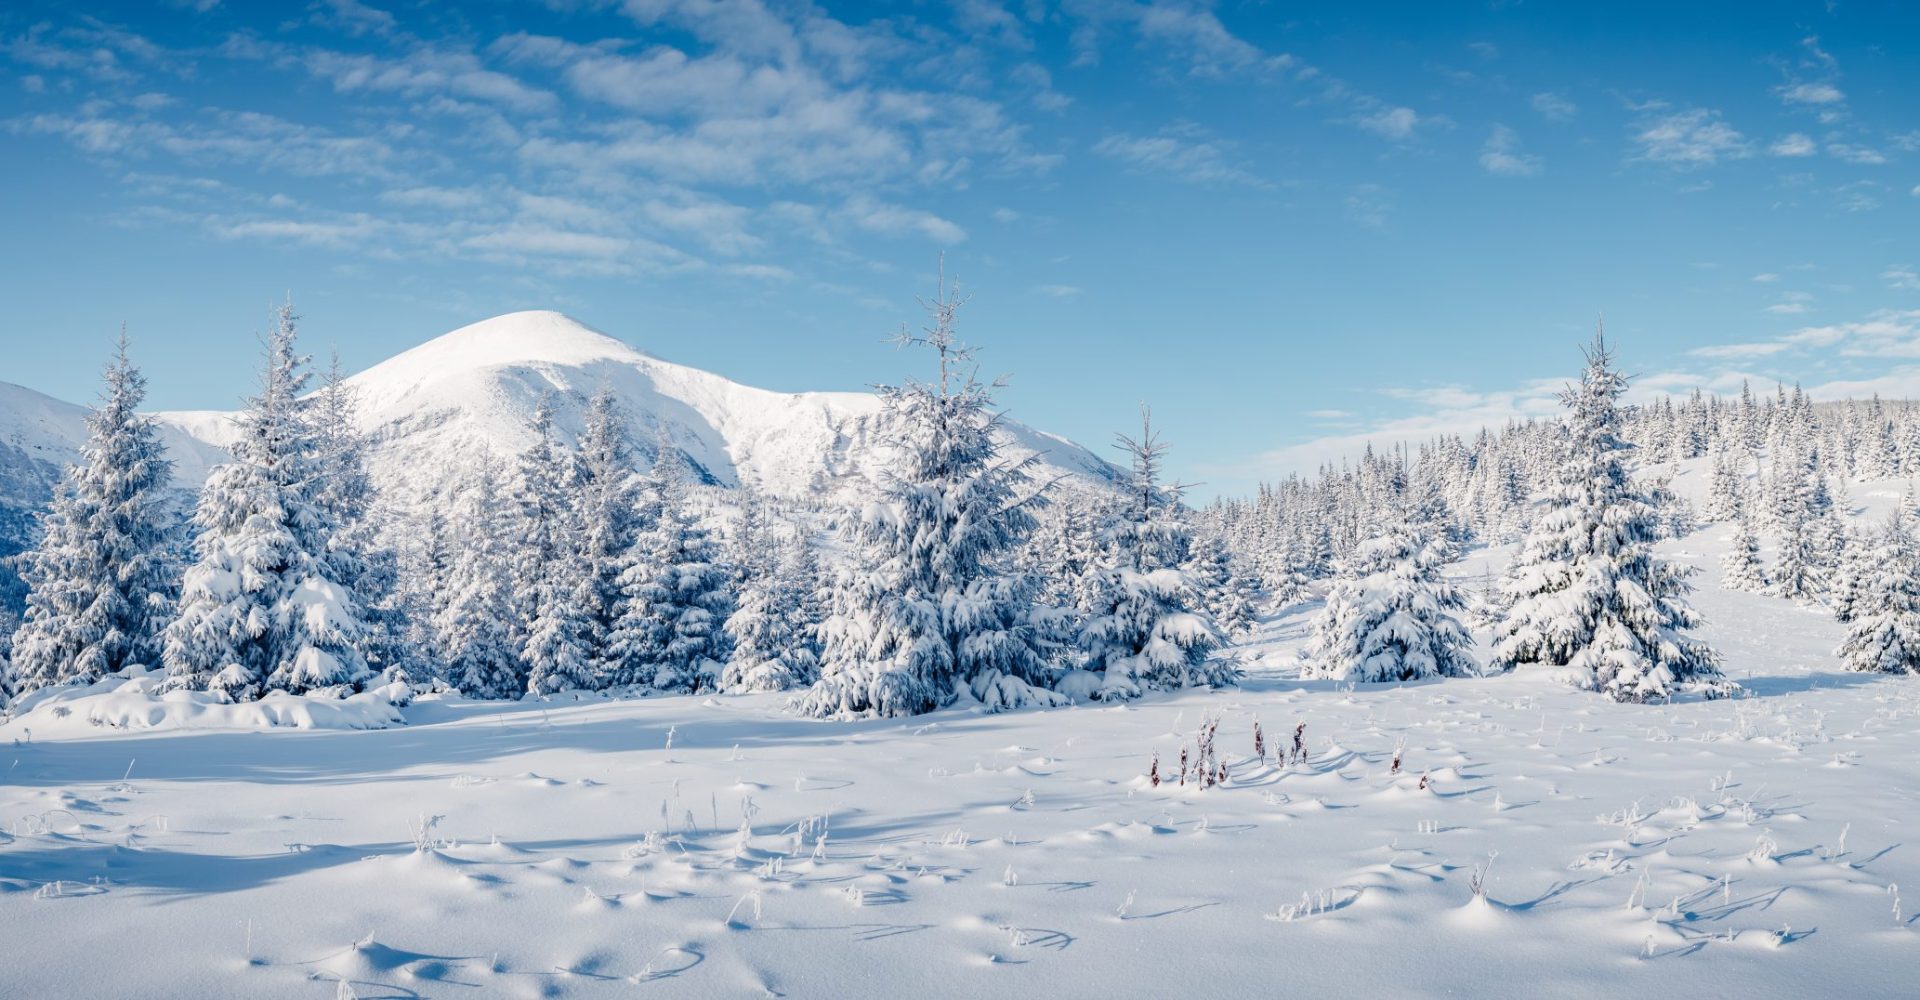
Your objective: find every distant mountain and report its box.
[296,310,1124,510]
[0,311,1125,616]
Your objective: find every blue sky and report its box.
[2,0,1917,497]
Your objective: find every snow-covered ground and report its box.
[5,508,1918,998]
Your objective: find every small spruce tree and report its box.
[1835,511,1920,675]
[1303,515,1478,682]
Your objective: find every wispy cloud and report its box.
[1092,129,1267,186]
[1063,0,1290,76]
[1479,124,1541,177]
[1353,105,1428,141]
[1530,91,1576,121]
[1632,107,1751,166]
[1344,184,1392,229]
[1777,81,1844,106]
[1768,132,1816,157]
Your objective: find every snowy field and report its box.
[5,526,1918,999]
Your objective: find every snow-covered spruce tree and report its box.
[163,304,369,700]
[311,350,412,680]
[573,387,647,687]
[721,507,820,693]
[1770,506,1826,607]
[1303,513,1477,682]
[9,334,178,695]
[1490,333,1732,702]
[0,625,12,705]
[614,445,734,692]
[1702,445,1745,522]
[1263,540,1314,611]
[1078,407,1232,700]
[1465,566,1505,631]
[434,456,523,698]
[796,274,1063,718]
[1830,523,1869,624]
[1835,510,1920,675]
[1185,533,1257,639]
[519,397,597,696]
[1721,512,1768,594]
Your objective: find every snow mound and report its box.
[3,669,407,734]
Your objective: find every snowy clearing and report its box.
[4,558,1916,998]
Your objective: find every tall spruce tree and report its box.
[1078,407,1233,699]
[797,272,1062,718]
[163,303,369,700]
[520,397,597,696]
[721,503,820,693]
[10,334,177,694]
[1491,333,1732,702]
[311,351,411,679]
[573,387,646,687]
[434,456,522,698]
[616,446,734,692]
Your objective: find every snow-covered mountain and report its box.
[0,310,1123,521]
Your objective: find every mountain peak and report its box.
[355,311,647,388]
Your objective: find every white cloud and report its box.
[299,46,556,113]
[1836,182,1881,212]
[1768,133,1816,157]
[722,263,794,281]
[1766,302,1809,315]
[216,215,382,248]
[313,0,398,38]
[1479,124,1541,177]
[1777,81,1844,105]
[16,108,403,179]
[1688,341,1791,360]
[1344,184,1391,229]
[1354,106,1423,141]
[1687,308,1920,361]
[1210,378,1567,481]
[840,195,966,244]
[1827,143,1887,165]
[1530,91,1576,121]
[1032,284,1081,298]
[461,227,641,259]
[1632,108,1750,166]
[1752,272,1780,283]
[1886,267,1920,291]
[1064,0,1287,75]
[1092,130,1266,186]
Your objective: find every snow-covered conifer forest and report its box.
[4,293,1920,997]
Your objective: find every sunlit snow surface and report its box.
[4,623,1916,993]
[4,469,1919,997]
